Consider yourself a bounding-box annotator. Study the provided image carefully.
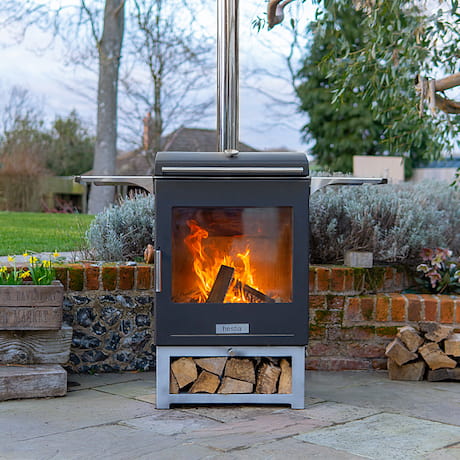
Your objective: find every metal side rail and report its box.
[74,175,154,195]
[309,176,387,195]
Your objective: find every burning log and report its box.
[206,265,234,303]
[206,265,276,303]
[234,281,275,303]
[242,284,275,303]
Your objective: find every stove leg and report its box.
[156,346,172,409]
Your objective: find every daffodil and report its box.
[7,256,15,262]
[43,260,51,268]
[23,252,29,257]
[19,270,31,279]
[53,251,60,258]
[0,266,7,273]
[29,256,39,264]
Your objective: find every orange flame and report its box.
[184,219,260,303]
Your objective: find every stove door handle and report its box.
[155,250,162,293]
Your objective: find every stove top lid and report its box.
[154,151,309,177]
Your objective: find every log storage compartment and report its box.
[157,346,305,408]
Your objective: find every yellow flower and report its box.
[19,271,31,279]
[43,260,51,268]
[29,256,39,264]
[7,256,15,262]
[0,266,7,273]
[53,251,60,258]
[23,252,29,257]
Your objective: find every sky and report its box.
[0,1,317,153]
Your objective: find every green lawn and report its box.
[0,212,95,256]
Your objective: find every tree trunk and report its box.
[88,0,125,215]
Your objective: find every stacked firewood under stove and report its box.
[385,322,460,381]
[169,356,292,394]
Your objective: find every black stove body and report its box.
[153,150,310,347]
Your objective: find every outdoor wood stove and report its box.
[75,0,385,408]
[153,150,309,408]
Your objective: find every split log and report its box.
[169,370,179,394]
[224,358,256,384]
[234,281,275,303]
[171,357,197,389]
[418,322,453,343]
[387,359,426,381]
[0,326,72,365]
[243,284,275,303]
[194,357,227,376]
[0,364,67,401]
[397,326,424,353]
[206,265,234,303]
[255,362,281,394]
[385,338,418,366]
[278,358,292,393]
[427,367,460,382]
[444,333,460,357]
[218,376,253,394]
[190,370,220,394]
[418,342,457,370]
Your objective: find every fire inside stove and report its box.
[172,207,293,303]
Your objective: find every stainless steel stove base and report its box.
[156,346,305,409]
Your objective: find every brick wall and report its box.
[308,266,460,371]
[56,264,459,373]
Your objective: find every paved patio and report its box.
[0,370,459,459]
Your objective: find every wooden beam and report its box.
[0,364,67,401]
[0,326,72,365]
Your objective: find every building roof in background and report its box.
[162,127,257,153]
[117,127,258,175]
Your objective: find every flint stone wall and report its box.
[56,264,155,373]
[63,293,154,373]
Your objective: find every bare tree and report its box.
[84,0,125,214]
[118,0,214,167]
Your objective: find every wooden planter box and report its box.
[0,281,64,330]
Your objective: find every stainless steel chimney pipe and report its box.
[217,0,239,154]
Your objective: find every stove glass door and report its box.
[171,207,292,304]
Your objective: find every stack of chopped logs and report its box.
[385,322,460,381]
[169,356,292,394]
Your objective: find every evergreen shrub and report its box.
[310,181,460,263]
[86,182,460,265]
[86,194,155,261]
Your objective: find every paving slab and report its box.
[298,400,381,424]
[425,444,460,460]
[223,437,366,459]
[67,371,153,391]
[0,423,216,460]
[0,388,155,442]
[308,371,460,425]
[295,412,460,460]
[121,410,223,436]
[186,413,330,451]
[93,379,155,399]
